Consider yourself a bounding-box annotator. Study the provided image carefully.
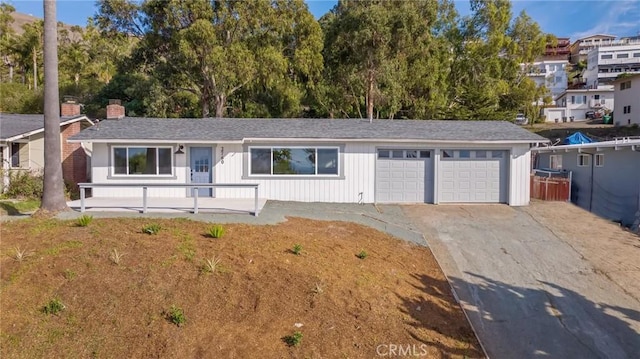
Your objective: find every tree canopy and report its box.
[1,0,551,121]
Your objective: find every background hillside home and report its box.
[583,41,640,88]
[612,73,640,126]
[522,59,569,103]
[545,88,614,122]
[68,114,547,210]
[570,34,617,64]
[0,101,93,191]
[533,139,640,227]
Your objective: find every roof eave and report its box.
[3,115,93,142]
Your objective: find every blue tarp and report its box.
[564,132,593,145]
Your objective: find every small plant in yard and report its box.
[312,283,323,294]
[63,269,77,280]
[42,298,65,315]
[109,249,124,265]
[166,305,186,326]
[142,223,161,235]
[356,250,368,260]
[76,215,93,227]
[292,244,303,255]
[282,331,303,347]
[202,256,222,274]
[11,247,31,262]
[207,225,225,238]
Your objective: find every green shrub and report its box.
[142,223,161,235]
[207,225,225,239]
[4,171,43,199]
[282,331,303,347]
[356,250,368,260]
[166,305,186,326]
[42,298,65,315]
[76,215,93,227]
[292,244,303,255]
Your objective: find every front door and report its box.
[190,147,213,197]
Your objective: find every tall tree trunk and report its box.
[32,46,38,90]
[215,94,225,118]
[40,0,68,213]
[366,70,374,121]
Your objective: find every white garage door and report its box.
[439,150,507,203]
[376,149,433,203]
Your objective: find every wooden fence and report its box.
[530,173,571,201]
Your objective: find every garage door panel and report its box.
[376,150,434,203]
[439,150,507,203]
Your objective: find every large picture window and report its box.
[249,147,339,176]
[112,147,173,176]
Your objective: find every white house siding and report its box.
[536,148,640,226]
[508,145,531,206]
[89,141,535,206]
[91,143,189,197]
[214,142,376,203]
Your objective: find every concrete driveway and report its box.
[404,202,640,359]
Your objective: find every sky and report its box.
[6,0,640,41]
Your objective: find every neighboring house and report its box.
[570,34,617,64]
[533,138,640,227]
[68,107,548,206]
[0,102,93,191]
[544,88,614,122]
[612,73,640,126]
[583,40,640,88]
[522,59,569,103]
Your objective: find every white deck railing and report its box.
[77,183,261,216]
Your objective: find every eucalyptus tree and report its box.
[320,0,456,120]
[96,0,322,118]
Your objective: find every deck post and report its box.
[194,188,199,214]
[254,186,259,216]
[80,186,85,213]
[142,187,148,213]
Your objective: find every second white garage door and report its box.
[439,150,508,203]
[376,149,433,203]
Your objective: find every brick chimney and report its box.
[61,100,81,117]
[106,99,125,119]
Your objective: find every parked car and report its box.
[585,110,596,119]
[515,113,528,125]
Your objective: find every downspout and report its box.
[587,152,595,211]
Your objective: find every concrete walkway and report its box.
[404,203,640,359]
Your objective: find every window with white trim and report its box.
[112,146,173,176]
[549,155,562,170]
[577,154,590,167]
[595,154,604,167]
[249,147,339,176]
[10,143,20,168]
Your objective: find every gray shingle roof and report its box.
[69,117,547,143]
[0,113,85,140]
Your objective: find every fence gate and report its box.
[530,170,571,201]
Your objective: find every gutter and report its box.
[68,138,548,145]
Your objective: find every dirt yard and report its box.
[0,217,482,358]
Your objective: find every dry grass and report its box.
[0,217,482,358]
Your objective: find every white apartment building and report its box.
[583,41,640,88]
[612,74,640,126]
[522,59,569,103]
